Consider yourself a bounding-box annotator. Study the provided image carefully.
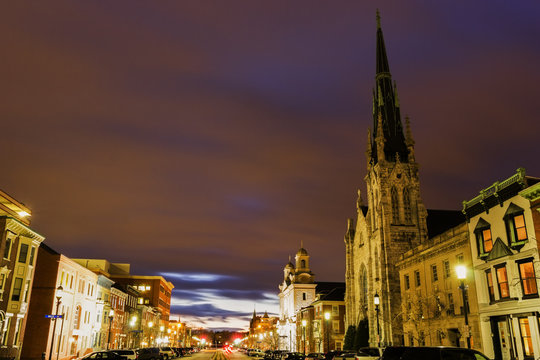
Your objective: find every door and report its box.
[497,320,512,360]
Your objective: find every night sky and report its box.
[2,2,540,330]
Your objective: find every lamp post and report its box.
[48,286,63,360]
[301,319,307,355]
[456,265,471,349]
[374,292,380,347]
[107,309,115,350]
[324,312,330,352]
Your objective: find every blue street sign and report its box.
[45,315,63,319]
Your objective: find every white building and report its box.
[277,248,316,351]
[463,169,540,360]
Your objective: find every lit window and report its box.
[145,286,151,291]
[11,278,23,301]
[495,265,510,299]
[519,318,534,357]
[504,203,528,247]
[138,297,144,304]
[517,259,538,297]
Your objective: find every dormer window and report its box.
[474,218,492,258]
[504,203,528,249]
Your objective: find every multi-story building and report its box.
[278,247,316,351]
[139,305,161,347]
[248,311,278,350]
[0,190,44,360]
[463,169,540,360]
[396,222,483,351]
[21,243,99,360]
[94,274,114,350]
[303,285,345,353]
[109,285,127,349]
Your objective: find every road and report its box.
[188,349,251,360]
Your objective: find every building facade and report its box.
[277,248,316,351]
[21,243,99,360]
[463,169,540,360]
[396,223,484,351]
[0,190,44,360]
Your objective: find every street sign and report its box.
[45,315,63,319]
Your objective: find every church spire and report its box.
[371,11,409,165]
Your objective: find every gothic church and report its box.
[344,12,461,346]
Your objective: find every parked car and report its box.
[82,352,126,360]
[109,350,137,360]
[324,351,343,360]
[380,347,491,360]
[137,348,163,360]
[305,353,325,360]
[159,347,176,360]
[284,352,305,360]
[333,352,358,360]
[248,349,265,358]
[355,348,384,360]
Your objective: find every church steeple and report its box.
[370,10,409,164]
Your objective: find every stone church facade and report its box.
[344,13,429,346]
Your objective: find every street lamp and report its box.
[301,319,307,355]
[324,312,330,352]
[374,292,380,347]
[456,265,471,349]
[107,309,115,350]
[48,286,63,360]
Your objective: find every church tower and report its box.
[344,11,428,346]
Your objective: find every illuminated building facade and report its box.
[0,190,44,360]
[463,170,540,360]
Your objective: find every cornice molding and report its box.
[4,217,45,243]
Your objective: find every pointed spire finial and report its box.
[376,9,381,29]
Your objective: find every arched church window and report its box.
[391,187,400,224]
[301,260,306,268]
[403,188,412,224]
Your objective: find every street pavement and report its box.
[188,349,250,360]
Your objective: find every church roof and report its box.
[315,282,346,296]
[371,10,409,164]
[297,247,308,256]
[285,262,294,269]
[317,286,345,302]
[426,209,466,238]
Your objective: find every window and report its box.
[18,243,29,263]
[11,277,23,301]
[29,246,36,265]
[3,238,12,259]
[332,305,339,315]
[519,318,534,358]
[1,317,11,345]
[0,274,4,291]
[74,306,81,329]
[391,187,400,224]
[301,259,306,268]
[447,293,454,314]
[302,293,306,301]
[404,275,410,290]
[517,259,538,297]
[333,320,340,333]
[403,188,412,224]
[145,286,151,291]
[486,270,495,302]
[456,254,464,264]
[23,280,31,302]
[474,218,492,257]
[443,260,450,278]
[495,265,510,299]
[504,203,528,247]
[431,265,438,282]
[414,271,421,287]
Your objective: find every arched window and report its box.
[301,259,306,268]
[403,188,412,224]
[74,305,81,329]
[391,187,400,224]
[360,266,368,311]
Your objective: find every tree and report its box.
[343,325,356,350]
[353,319,369,350]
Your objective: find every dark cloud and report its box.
[1,1,539,330]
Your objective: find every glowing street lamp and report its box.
[324,312,330,352]
[456,265,470,348]
[107,309,115,350]
[374,292,380,347]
